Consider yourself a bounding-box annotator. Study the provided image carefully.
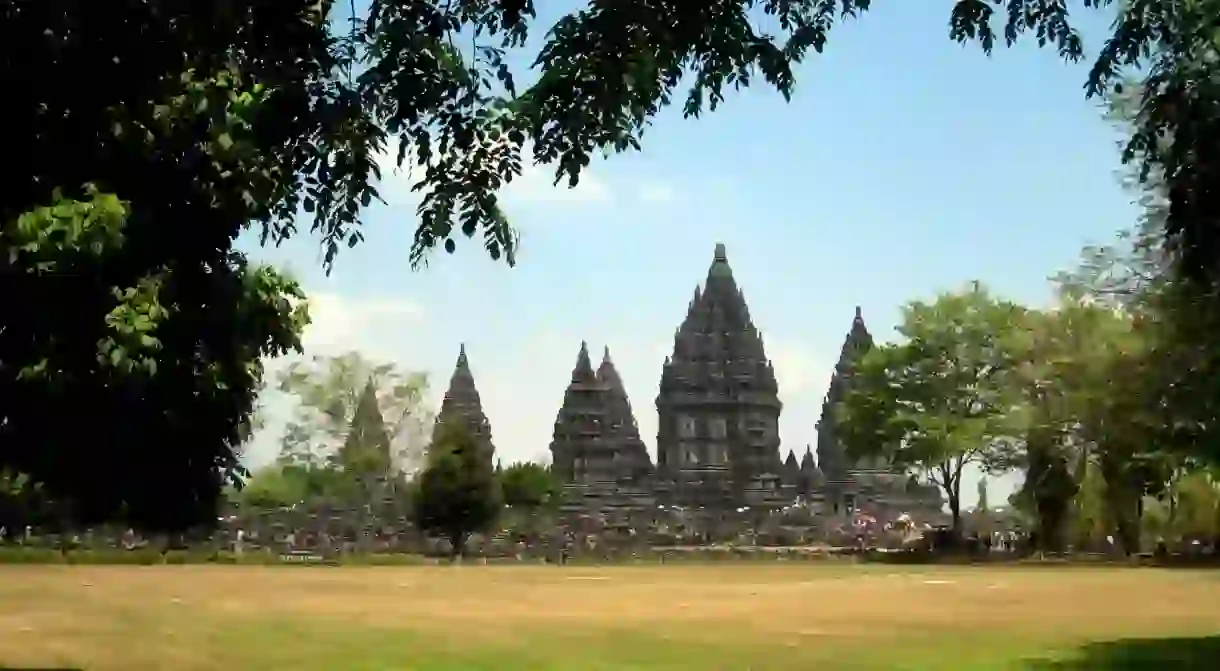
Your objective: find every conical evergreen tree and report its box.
[338,377,393,477]
[413,422,502,560]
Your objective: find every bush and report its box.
[163,549,219,565]
[0,546,66,564]
[64,548,164,565]
[342,552,428,566]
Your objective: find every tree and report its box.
[498,462,561,510]
[238,354,424,509]
[1171,470,1220,541]
[1000,300,1121,554]
[233,466,307,510]
[276,351,431,475]
[837,283,1023,535]
[0,469,73,538]
[1071,459,1110,551]
[1072,80,1220,472]
[1042,84,1219,553]
[338,378,394,477]
[412,423,502,560]
[5,0,328,529]
[1,189,308,531]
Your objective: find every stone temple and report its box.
[550,342,656,512]
[653,243,790,509]
[545,244,941,518]
[432,344,496,468]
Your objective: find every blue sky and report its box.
[240,2,1138,509]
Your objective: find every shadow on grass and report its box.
[1025,636,1220,670]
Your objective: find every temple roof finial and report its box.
[854,306,863,322]
[714,242,727,261]
[572,341,595,382]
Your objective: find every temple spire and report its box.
[444,342,477,396]
[801,445,815,469]
[598,348,628,399]
[553,341,653,486]
[848,307,871,348]
[597,346,650,462]
[433,344,495,464]
[572,340,595,382]
[817,308,876,485]
[707,242,734,281]
[657,243,783,509]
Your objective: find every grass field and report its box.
[1,564,1218,670]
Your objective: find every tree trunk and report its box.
[448,530,467,562]
[1115,513,1140,556]
[947,480,962,544]
[1036,500,1069,554]
[1100,453,1142,556]
[1103,483,1141,556]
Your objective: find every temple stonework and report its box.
[813,307,942,516]
[550,343,655,512]
[781,445,827,507]
[432,344,496,466]
[596,346,653,485]
[530,244,938,518]
[652,243,791,509]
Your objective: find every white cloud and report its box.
[766,337,832,398]
[302,291,424,359]
[637,183,676,204]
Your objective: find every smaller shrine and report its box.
[432,344,496,467]
[550,343,656,514]
[812,308,942,518]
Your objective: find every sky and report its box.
[239,2,1140,510]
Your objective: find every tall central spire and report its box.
[655,243,785,509]
[667,243,774,398]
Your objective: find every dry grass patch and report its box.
[1,564,1218,670]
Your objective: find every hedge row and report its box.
[0,545,939,566]
[0,546,865,565]
[0,547,431,566]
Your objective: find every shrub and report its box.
[0,546,66,564]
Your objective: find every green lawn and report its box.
[1,564,1217,670]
